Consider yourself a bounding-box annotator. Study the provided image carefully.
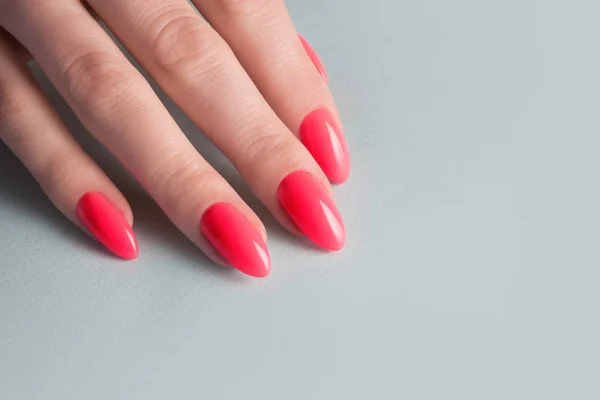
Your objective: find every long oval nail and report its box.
[299,34,328,83]
[300,108,350,184]
[201,203,271,278]
[76,192,138,260]
[278,171,345,251]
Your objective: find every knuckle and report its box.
[147,154,216,209]
[242,127,292,164]
[145,9,223,77]
[217,0,274,16]
[61,49,137,117]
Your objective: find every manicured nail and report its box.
[76,192,138,260]
[201,203,271,278]
[278,171,345,251]
[299,34,328,83]
[300,108,350,184]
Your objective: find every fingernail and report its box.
[201,203,271,278]
[76,192,138,260]
[278,171,345,251]
[300,108,350,184]
[299,34,328,83]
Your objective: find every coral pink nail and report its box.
[299,34,328,83]
[76,192,138,260]
[201,203,271,278]
[278,171,345,251]
[300,108,350,184]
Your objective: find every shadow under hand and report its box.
[118,188,224,273]
[0,148,96,252]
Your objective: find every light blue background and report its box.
[1,0,599,398]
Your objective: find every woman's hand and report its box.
[0,0,350,277]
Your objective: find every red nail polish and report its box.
[201,203,271,278]
[278,171,345,251]
[299,34,328,83]
[76,192,138,260]
[300,108,350,184]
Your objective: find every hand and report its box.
[0,0,350,278]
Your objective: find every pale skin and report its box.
[0,0,349,276]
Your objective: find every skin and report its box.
[0,0,348,268]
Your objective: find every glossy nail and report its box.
[299,34,328,83]
[201,203,271,278]
[300,108,350,184]
[76,192,138,260]
[278,171,345,251]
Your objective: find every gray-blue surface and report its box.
[1,0,599,398]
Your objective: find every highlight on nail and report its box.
[200,202,271,278]
[278,171,345,251]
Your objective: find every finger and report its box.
[1,1,271,276]
[0,31,137,259]
[194,0,350,184]
[86,0,346,250]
